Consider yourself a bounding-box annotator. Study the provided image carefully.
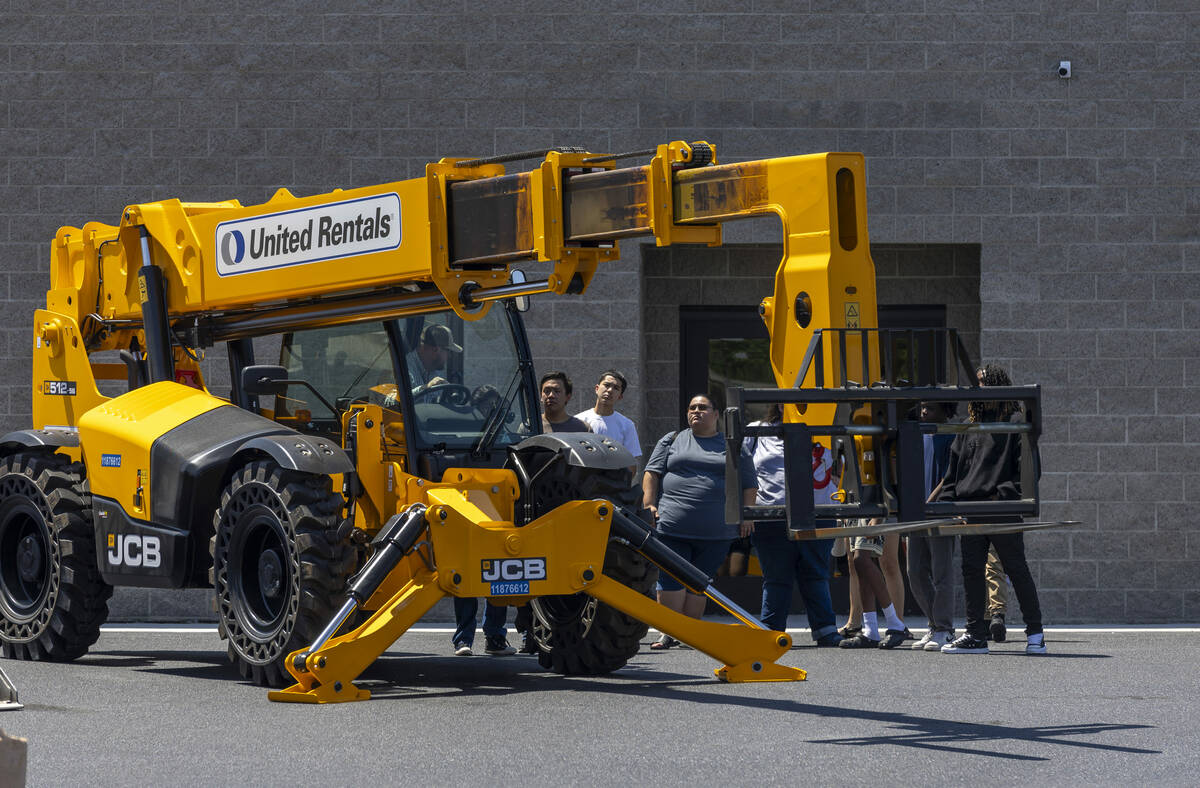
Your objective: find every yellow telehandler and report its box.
[0,141,1050,702]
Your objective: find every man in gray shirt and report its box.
[539,371,591,433]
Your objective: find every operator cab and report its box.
[262,300,539,480]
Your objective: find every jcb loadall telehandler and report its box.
[0,141,1050,702]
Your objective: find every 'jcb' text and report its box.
[108,535,161,569]
[481,557,546,583]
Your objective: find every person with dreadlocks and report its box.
[937,363,1046,656]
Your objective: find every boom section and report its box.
[446,144,877,405]
[50,143,874,403]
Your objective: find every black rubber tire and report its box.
[210,460,353,687]
[520,459,658,676]
[0,452,111,661]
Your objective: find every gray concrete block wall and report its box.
[0,3,1195,623]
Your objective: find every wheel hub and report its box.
[17,534,43,584]
[258,548,284,600]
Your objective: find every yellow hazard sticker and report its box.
[137,275,148,304]
[844,301,860,328]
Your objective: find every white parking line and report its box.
[100,624,1200,634]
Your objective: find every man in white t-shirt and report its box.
[576,369,641,474]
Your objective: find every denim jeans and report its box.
[452,597,507,647]
[751,520,836,640]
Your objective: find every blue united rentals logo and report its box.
[220,229,246,266]
[214,193,401,277]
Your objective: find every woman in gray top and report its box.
[641,393,757,649]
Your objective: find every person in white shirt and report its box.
[576,370,640,474]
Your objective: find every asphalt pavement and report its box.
[1,624,1196,786]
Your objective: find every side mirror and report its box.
[510,269,529,313]
[241,365,288,397]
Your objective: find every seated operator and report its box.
[407,324,461,394]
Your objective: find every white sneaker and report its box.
[911,631,934,650]
[1026,635,1048,655]
[924,630,953,652]
[454,643,473,656]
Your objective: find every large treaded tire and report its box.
[522,460,658,676]
[0,452,111,661]
[210,461,353,687]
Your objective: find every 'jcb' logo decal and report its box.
[481,557,546,583]
[107,534,161,568]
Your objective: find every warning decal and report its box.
[844,302,860,328]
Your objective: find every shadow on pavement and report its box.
[83,640,1145,763]
[347,650,1156,761]
[82,649,239,682]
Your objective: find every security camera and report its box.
[1058,60,1071,78]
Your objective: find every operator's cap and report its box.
[421,323,463,353]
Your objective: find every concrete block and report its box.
[1097,387,1159,416]
[1035,588,1069,622]
[1184,590,1200,621]
[1069,415,1127,443]
[147,588,217,622]
[1125,472,1183,502]
[928,158,983,187]
[1095,330,1155,359]
[1125,589,1183,623]
[1041,556,1099,587]
[1037,329,1099,359]
[1154,502,1194,531]
[1157,387,1200,416]
[1042,384,1099,418]
[107,587,151,621]
[1069,186,1129,215]
[1068,473,1127,502]
[1096,559,1155,589]
[1067,588,1125,622]
[926,100,984,128]
[1127,302,1184,330]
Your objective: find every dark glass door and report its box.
[680,304,948,409]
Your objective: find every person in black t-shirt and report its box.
[938,364,1046,656]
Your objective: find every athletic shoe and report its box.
[924,630,953,652]
[911,631,934,650]
[518,632,538,654]
[902,628,916,641]
[941,633,989,654]
[838,634,881,649]
[878,629,906,649]
[990,614,1007,643]
[815,633,843,647]
[485,636,516,655]
[1026,635,1048,655]
[454,642,473,656]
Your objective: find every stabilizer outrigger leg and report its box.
[270,493,805,704]
[269,503,445,704]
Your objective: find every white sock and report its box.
[882,604,904,632]
[862,612,879,640]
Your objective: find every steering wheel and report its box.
[414,382,472,407]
